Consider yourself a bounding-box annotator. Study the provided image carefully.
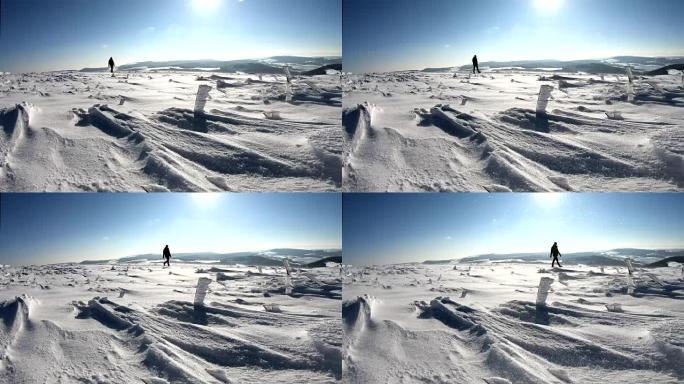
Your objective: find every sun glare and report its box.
[533,0,565,15]
[532,193,564,207]
[191,0,221,14]
[190,193,221,207]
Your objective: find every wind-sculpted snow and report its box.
[344,262,684,383]
[0,262,341,383]
[0,70,341,191]
[343,70,684,191]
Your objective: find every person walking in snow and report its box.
[163,245,171,267]
[108,57,115,74]
[472,55,481,75]
[550,242,562,268]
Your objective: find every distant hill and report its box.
[564,63,629,74]
[416,56,684,75]
[79,248,342,267]
[424,248,684,266]
[219,62,284,74]
[306,256,342,268]
[646,64,684,76]
[302,64,342,76]
[266,56,341,66]
[646,255,684,268]
[423,259,455,265]
[421,67,454,73]
[80,56,341,74]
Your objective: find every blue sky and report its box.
[0,193,341,265]
[344,0,684,73]
[0,0,341,72]
[343,193,684,265]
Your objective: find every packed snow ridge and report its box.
[0,67,341,191]
[343,67,684,192]
[343,258,684,383]
[0,260,342,383]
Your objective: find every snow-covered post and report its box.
[282,259,294,294]
[284,65,293,102]
[626,67,635,102]
[536,85,554,114]
[627,274,635,295]
[194,277,212,306]
[194,84,212,114]
[625,258,634,276]
[536,277,554,306]
[284,275,293,295]
[625,258,635,295]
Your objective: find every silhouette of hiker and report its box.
[550,242,562,268]
[108,57,115,74]
[163,245,171,267]
[472,55,481,74]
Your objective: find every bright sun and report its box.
[190,193,221,207]
[191,0,221,14]
[533,0,565,14]
[532,193,564,207]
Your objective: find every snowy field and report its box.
[343,261,684,383]
[343,70,684,192]
[0,70,341,191]
[0,262,342,383]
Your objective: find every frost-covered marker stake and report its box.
[625,258,636,295]
[536,85,554,114]
[625,258,634,275]
[194,277,212,307]
[536,277,554,306]
[194,84,212,114]
[626,67,635,102]
[283,259,293,294]
[284,65,293,102]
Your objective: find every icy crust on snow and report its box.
[343,262,684,383]
[0,263,341,383]
[343,70,684,192]
[0,71,341,191]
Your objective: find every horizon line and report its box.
[2,53,343,74]
[348,246,684,267]
[347,53,684,74]
[2,247,343,267]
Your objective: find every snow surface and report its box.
[0,262,341,383]
[343,262,684,383]
[343,70,684,192]
[0,70,341,191]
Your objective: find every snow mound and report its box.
[343,70,684,191]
